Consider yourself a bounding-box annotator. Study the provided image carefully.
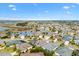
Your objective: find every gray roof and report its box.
[35,40,48,46]
[63,35,73,41]
[16,43,32,52]
[6,40,26,46]
[75,40,79,45]
[55,46,73,56]
[0,40,5,44]
[42,42,59,51]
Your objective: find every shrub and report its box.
[30,46,44,53]
[70,39,75,45]
[1,36,8,39]
[43,49,54,56]
[60,43,64,47]
[30,46,54,56]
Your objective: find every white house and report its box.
[44,35,50,43]
[11,34,15,40]
[54,38,58,43]
[20,35,25,40]
[64,41,69,46]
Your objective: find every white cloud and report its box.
[66,11,71,14]
[8,4,15,8]
[63,6,70,10]
[44,10,48,13]
[8,4,16,11]
[71,5,76,7]
[12,8,16,11]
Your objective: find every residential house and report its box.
[55,46,73,56]
[16,43,32,53]
[42,42,59,51]
[63,35,73,46]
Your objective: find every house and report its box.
[42,42,59,51]
[20,35,25,40]
[55,46,73,56]
[54,38,58,43]
[38,35,50,43]
[74,40,79,45]
[30,39,37,45]
[11,33,15,40]
[35,40,59,51]
[0,40,6,47]
[16,43,32,53]
[19,31,33,40]
[0,32,6,37]
[0,40,5,45]
[35,40,48,47]
[19,32,26,40]
[6,40,26,47]
[64,41,69,46]
[39,35,43,39]
[63,35,73,46]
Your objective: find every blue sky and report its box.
[0,3,79,20]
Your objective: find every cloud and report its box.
[12,8,16,11]
[63,6,70,10]
[44,10,48,13]
[71,5,76,7]
[8,4,15,8]
[8,4,16,11]
[66,11,71,14]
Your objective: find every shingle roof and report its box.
[16,43,32,52]
[42,42,59,51]
[55,46,73,56]
[6,40,26,46]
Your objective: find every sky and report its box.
[0,3,79,20]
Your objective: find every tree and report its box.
[30,46,44,53]
[60,42,64,47]
[16,22,27,26]
[72,50,79,56]
[70,39,75,45]
[58,29,62,34]
[1,35,8,39]
[6,31,11,37]
[30,46,55,56]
